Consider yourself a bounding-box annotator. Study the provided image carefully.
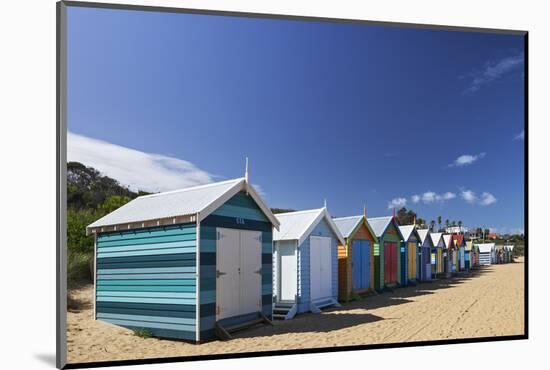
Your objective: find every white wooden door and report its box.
[310,236,332,301]
[279,243,297,301]
[239,230,262,314]
[216,228,241,320]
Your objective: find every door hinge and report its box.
[254,268,262,275]
[216,270,226,278]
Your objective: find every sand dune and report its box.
[67,258,524,364]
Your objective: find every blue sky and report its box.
[67,6,525,234]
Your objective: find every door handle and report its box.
[254,269,262,275]
[216,270,226,278]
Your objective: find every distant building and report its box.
[488,232,498,240]
[445,226,468,234]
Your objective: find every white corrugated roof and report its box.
[87,178,279,231]
[398,225,415,241]
[367,216,394,237]
[274,208,344,246]
[476,243,495,253]
[504,245,515,251]
[333,215,363,239]
[430,232,443,247]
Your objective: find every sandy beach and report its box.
[67,258,524,364]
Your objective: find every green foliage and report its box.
[66,162,144,285]
[67,251,94,287]
[132,328,152,338]
[396,207,417,225]
[271,208,297,214]
[67,208,97,254]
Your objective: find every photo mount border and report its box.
[56,1,528,369]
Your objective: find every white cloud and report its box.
[449,152,486,167]
[388,197,407,210]
[440,192,456,201]
[466,52,524,93]
[67,132,216,193]
[480,192,497,206]
[514,130,525,141]
[461,189,478,204]
[418,191,456,204]
[422,191,437,203]
[460,189,497,206]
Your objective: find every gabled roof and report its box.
[417,229,432,245]
[430,232,444,247]
[442,234,453,249]
[274,208,345,246]
[398,225,417,242]
[333,216,363,239]
[452,234,465,247]
[87,178,279,234]
[476,243,495,253]
[504,245,515,251]
[333,215,377,242]
[367,216,396,238]
[465,240,473,251]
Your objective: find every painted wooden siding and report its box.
[297,218,338,313]
[408,242,417,280]
[95,224,197,340]
[338,223,375,301]
[380,222,401,289]
[274,240,296,300]
[337,240,349,301]
[199,192,273,340]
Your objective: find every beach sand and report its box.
[67,258,524,364]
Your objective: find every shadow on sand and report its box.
[232,266,494,340]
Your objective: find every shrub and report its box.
[132,328,152,338]
[67,251,94,287]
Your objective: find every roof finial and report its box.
[324,199,327,209]
[363,203,366,218]
[245,157,249,183]
[413,215,416,227]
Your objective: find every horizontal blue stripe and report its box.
[98,306,195,319]
[98,233,196,248]
[97,312,195,325]
[97,273,196,280]
[97,285,196,293]
[97,291,195,298]
[97,240,196,253]
[98,247,196,259]
[97,225,196,242]
[97,297,195,305]
[97,267,196,274]
[97,301,196,312]
[97,279,194,286]
[100,318,195,332]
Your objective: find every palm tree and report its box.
[430,220,435,232]
[445,219,450,229]
[437,216,442,231]
[458,220,463,229]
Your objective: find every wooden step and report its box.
[225,318,264,333]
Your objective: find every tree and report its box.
[430,220,435,232]
[396,207,417,225]
[437,216,442,230]
[452,220,457,227]
[98,195,132,214]
[445,219,450,228]
[458,220,463,228]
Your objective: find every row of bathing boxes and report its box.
[86,177,513,342]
